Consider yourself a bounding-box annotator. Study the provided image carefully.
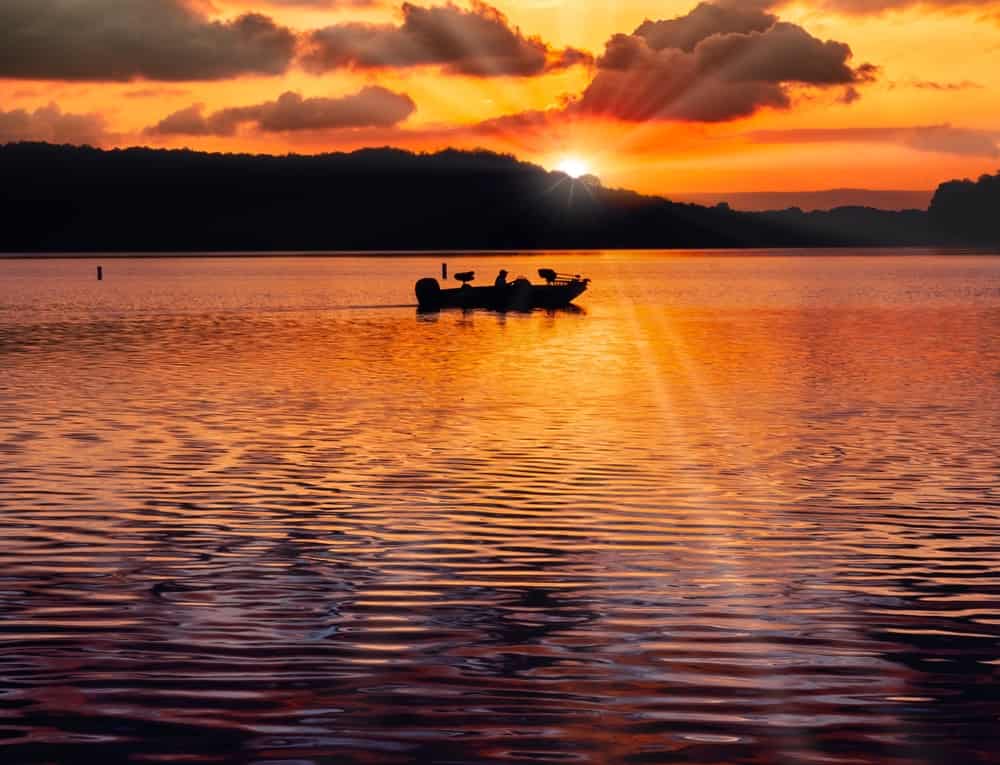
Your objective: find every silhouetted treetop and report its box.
[930,171,1000,245]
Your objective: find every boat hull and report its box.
[415,278,588,312]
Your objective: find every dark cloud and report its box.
[746,124,1000,157]
[146,87,416,136]
[579,43,791,122]
[693,22,870,84]
[0,0,296,81]
[301,1,592,76]
[147,105,235,137]
[0,103,109,146]
[575,1,877,122]
[634,2,776,52]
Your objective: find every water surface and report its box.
[1,251,999,764]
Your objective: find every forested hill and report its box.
[0,142,989,252]
[929,172,1000,245]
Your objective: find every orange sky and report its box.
[1,0,998,204]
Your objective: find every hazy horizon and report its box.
[672,188,937,212]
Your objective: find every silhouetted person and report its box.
[494,270,509,288]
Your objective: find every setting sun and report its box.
[556,157,591,179]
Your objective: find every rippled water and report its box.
[1,251,999,765]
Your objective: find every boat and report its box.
[415,269,590,312]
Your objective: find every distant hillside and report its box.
[0,142,944,252]
[674,189,934,213]
[930,172,1000,245]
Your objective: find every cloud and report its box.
[0,0,296,81]
[301,1,592,76]
[633,1,777,52]
[124,88,191,100]
[0,103,110,146]
[692,22,873,84]
[797,0,1000,14]
[748,0,1000,16]
[227,0,378,7]
[261,0,377,4]
[746,124,1000,157]
[573,2,876,123]
[908,79,984,90]
[146,87,416,136]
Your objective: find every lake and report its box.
[1,251,999,764]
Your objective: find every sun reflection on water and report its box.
[0,252,999,763]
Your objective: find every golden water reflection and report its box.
[0,252,999,764]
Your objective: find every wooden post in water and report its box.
[97,266,103,281]
[442,262,448,280]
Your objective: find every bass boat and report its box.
[416,269,589,312]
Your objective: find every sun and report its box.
[556,157,590,179]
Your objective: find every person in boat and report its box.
[494,269,509,288]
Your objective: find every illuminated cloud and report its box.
[746,124,1000,156]
[633,1,777,52]
[802,0,1000,13]
[0,0,296,81]
[301,1,592,76]
[575,1,876,122]
[146,87,416,136]
[260,0,376,4]
[0,103,109,146]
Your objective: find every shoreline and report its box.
[2,246,998,259]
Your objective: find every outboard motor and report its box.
[537,269,590,286]
[538,268,558,285]
[415,278,442,311]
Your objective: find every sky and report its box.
[1,0,999,207]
